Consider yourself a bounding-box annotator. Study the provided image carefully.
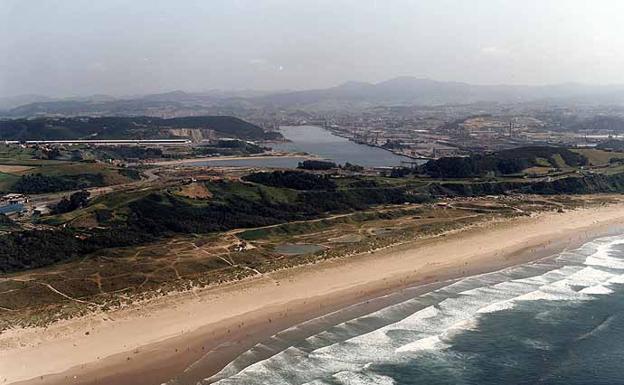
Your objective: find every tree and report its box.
[390,167,411,178]
[342,162,364,172]
[51,190,91,214]
[70,190,90,208]
[298,160,336,170]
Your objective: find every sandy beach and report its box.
[4,203,624,385]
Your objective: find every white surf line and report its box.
[212,235,624,384]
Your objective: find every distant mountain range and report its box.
[253,78,624,108]
[4,77,624,117]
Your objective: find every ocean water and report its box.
[177,234,624,385]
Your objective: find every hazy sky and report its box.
[2,0,624,97]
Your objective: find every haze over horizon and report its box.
[7,76,624,101]
[2,0,624,98]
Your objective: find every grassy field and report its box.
[0,160,139,193]
[0,193,614,330]
[41,187,158,226]
[572,148,624,166]
[0,143,146,194]
[5,144,624,329]
[0,144,37,162]
[0,172,19,192]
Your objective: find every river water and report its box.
[273,126,414,168]
[190,126,414,168]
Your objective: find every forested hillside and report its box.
[0,116,281,141]
[422,147,587,178]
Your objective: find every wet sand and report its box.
[4,204,624,385]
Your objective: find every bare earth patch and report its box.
[0,164,34,173]
[176,182,213,199]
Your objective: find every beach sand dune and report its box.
[3,203,624,385]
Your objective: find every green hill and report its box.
[0,116,281,141]
[422,146,588,178]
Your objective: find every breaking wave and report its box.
[170,234,624,385]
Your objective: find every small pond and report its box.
[273,243,324,256]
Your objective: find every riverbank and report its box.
[150,153,315,167]
[322,125,426,162]
[3,202,624,385]
[272,125,415,167]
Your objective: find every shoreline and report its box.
[281,124,420,163]
[3,203,624,385]
[150,153,316,166]
[321,125,423,161]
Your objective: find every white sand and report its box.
[3,203,624,384]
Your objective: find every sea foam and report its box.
[205,235,624,385]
